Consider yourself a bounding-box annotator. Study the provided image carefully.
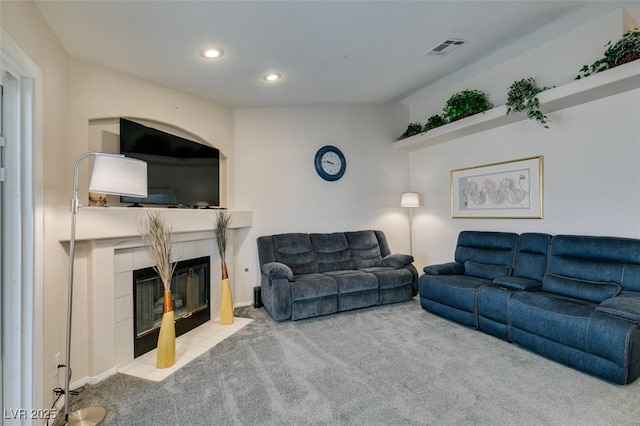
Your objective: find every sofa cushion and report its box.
[325,270,378,294]
[595,293,640,323]
[510,291,596,351]
[542,273,621,304]
[346,230,383,269]
[454,231,518,267]
[290,274,338,302]
[272,233,317,275]
[360,266,413,290]
[549,235,640,292]
[419,274,491,314]
[311,233,352,273]
[513,233,551,281]
[464,261,511,280]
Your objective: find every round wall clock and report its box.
[314,145,346,181]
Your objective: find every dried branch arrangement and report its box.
[215,210,232,262]
[139,211,176,290]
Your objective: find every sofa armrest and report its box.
[595,293,640,323]
[493,276,542,291]
[382,253,414,268]
[423,262,464,275]
[260,275,292,321]
[262,262,293,281]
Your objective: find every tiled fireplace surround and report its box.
[61,207,252,384]
[113,236,217,368]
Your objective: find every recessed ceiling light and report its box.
[263,73,282,82]
[200,48,224,59]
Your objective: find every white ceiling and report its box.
[34,1,625,108]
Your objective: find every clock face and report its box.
[314,146,346,181]
[321,151,342,175]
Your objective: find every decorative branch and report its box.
[139,211,176,290]
[215,210,232,262]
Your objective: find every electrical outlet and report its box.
[54,352,61,377]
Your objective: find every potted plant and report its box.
[576,29,640,79]
[506,77,550,128]
[397,122,423,140]
[443,89,493,122]
[423,114,448,131]
[139,211,176,368]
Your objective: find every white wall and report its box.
[231,103,411,304]
[404,7,627,122]
[403,7,640,271]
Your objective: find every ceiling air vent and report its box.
[425,39,466,56]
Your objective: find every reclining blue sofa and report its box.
[419,231,640,384]
[258,230,418,321]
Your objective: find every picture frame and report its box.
[451,156,543,219]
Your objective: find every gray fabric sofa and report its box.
[419,230,640,384]
[258,230,418,321]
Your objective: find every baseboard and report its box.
[234,301,252,308]
[47,366,118,425]
[70,366,118,389]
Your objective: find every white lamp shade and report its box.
[89,154,148,198]
[401,192,420,208]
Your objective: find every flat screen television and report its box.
[119,118,220,207]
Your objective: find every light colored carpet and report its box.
[70,299,640,425]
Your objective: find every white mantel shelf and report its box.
[394,60,640,152]
[58,207,252,242]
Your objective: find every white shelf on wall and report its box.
[394,60,640,152]
[57,207,252,242]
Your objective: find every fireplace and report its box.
[133,256,211,357]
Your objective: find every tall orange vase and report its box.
[156,289,176,368]
[220,261,234,325]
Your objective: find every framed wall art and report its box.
[451,156,543,219]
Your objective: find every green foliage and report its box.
[576,29,640,79]
[443,89,493,122]
[506,77,550,128]
[397,122,423,140]
[423,114,447,131]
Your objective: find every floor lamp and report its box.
[401,192,420,256]
[65,152,147,425]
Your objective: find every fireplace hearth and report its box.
[133,256,211,357]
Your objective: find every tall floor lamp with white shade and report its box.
[401,192,420,256]
[64,152,147,425]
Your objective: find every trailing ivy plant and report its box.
[576,29,640,79]
[506,77,550,128]
[423,114,448,132]
[443,89,493,122]
[397,122,423,140]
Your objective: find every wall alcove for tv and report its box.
[88,117,228,208]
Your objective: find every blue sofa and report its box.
[258,230,418,321]
[419,231,640,384]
